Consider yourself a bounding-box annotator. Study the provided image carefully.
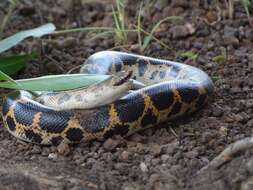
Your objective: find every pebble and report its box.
[224,25,239,37]
[161,142,179,155]
[161,154,171,163]
[120,151,130,161]
[103,138,119,151]
[247,119,253,127]
[140,162,148,172]
[19,5,35,16]
[245,28,253,41]
[170,23,196,39]
[57,141,70,155]
[246,158,253,174]
[149,143,161,157]
[223,36,239,47]
[48,153,58,160]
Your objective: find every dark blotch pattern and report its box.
[51,136,64,145]
[169,65,181,78]
[115,93,145,123]
[145,84,174,111]
[168,101,182,117]
[40,110,70,133]
[66,128,84,142]
[176,84,199,103]
[138,59,148,77]
[159,71,166,79]
[58,93,71,105]
[103,124,129,139]
[5,116,16,131]
[24,129,42,143]
[77,107,110,133]
[2,98,10,116]
[141,109,157,127]
[195,94,207,108]
[150,71,158,80]
[75,94,83,102]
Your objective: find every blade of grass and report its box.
[137,26,172,51]
[0,0,18,33]
[0,53,37,75]
[142,16,183,50]
[0,23,56,53]
[137,2,143,50]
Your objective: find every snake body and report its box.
[2,51,214,145]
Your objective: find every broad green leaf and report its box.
[0,23,56,53]
[0,74,109,91]
[0,53,37,75]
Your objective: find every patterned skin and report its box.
[2,51,214,145]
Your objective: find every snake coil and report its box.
[2,51,214,145]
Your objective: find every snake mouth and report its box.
[113,71,133,86]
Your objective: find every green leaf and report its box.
[0,53,37,75]
[0,74,110,91]
[181,51,198,61]
[0,23,56,53]
[212,55,226,62]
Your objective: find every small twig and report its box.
[67,64,82,74]
[200,137,253,172]
[169,127,178,138]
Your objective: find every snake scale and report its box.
[2,51,214,145]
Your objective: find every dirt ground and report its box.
[0,0,253,190]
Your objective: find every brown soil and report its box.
[0,0,253,190]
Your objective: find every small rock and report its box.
[224,25,239,37]
[48,153,58,160]
[172,0,189,8]
[184,150,198,159]
[19,5,35,16]
[30,145,41,154]
[154,0,170,10]
[223,36,239,47]
[149,143,161,156]
[161,154,171,163]
[162,7,184,17]
[247,119,253,127]
[140,162,148,172]
[241,176,253,190]
[103,138,119,151]
[120,151,130,161]
[246,158,253,174]
[170,24,196,39]
[61,37,77,49]
[245,28,253,41]
[57,141,70,155]
[205,10,219,24]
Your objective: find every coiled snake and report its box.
[2,51,214,145]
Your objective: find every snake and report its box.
[2,51,214,145]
